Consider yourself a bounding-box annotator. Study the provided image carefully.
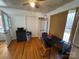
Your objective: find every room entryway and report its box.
[39,17,48,38]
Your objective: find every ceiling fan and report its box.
[22,0,45,8]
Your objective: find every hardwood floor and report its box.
[0,38,60,59]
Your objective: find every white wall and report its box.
[0,7,45,39]
[10,15,26,39]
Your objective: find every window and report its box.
[63,9,76,43]
[0,16,3,28]
[3,13,9,31]
[0,12,10,33]
[0,16,4,33]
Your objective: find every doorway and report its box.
[39,17,48,38]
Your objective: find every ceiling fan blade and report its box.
[35,2,40,8]
[23,3,29,6]
[22,0,29,6]
[35,5,39,8]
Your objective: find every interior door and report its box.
[26,16,38,37]
[39,18,48,37]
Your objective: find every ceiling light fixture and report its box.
[30,2,35,8]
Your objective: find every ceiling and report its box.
[0,0,74,13]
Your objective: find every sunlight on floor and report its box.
[0,42,8,59]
